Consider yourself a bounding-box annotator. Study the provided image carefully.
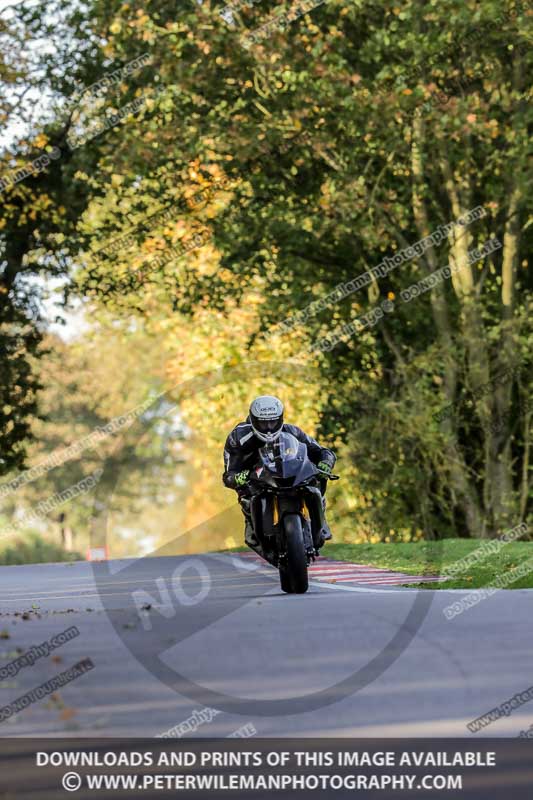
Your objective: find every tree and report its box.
[0,323,184,556]
[3,0,531,539]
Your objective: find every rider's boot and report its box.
[317,495,332,546]
[320,519,333,542]
[239,493,258,547]
[244,519,259,547]
[317,521,332,549]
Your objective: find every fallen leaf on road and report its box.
[0,630,10,639]
[44,692,65,710]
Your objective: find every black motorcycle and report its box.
[245,431,339,594]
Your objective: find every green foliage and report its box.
[0,298,42,476]
[0,532,82,565]
[1,0,531,544]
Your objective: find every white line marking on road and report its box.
[0,580,280,604]
[310,580,411,594]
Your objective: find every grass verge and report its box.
[324,539,533,589]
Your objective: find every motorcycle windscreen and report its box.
[258,432,316,481]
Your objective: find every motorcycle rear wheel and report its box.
[279,514,308,594]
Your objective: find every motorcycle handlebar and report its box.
[318,471,340,480]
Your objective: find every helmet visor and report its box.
[254,417,282,435]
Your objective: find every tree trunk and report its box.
[486,186,522,532]
[411,111,484,537]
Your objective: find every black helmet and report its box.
[249,395,284,442]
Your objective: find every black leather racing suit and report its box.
[222,420,336,541]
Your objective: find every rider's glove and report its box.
[317,461,332,476]
[234,470,250,487]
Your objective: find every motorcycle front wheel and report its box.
[279,513,308,594]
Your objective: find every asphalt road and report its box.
[0,553,531,738]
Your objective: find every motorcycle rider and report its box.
[222,395,336,548]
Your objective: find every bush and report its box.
[0,532,82,566]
